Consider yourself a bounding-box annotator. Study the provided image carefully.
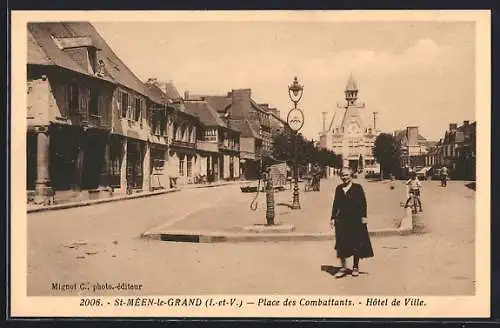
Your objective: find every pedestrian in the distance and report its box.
[330,167,374,278]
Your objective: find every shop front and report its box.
[27,123,112,204]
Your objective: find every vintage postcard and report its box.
[10,10,490,318]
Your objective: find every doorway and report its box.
[126,141,143,189]
[81,133,106,190]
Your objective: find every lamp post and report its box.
[287,76,304,210]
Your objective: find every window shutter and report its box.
[140,99,144,121]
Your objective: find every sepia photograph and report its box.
[10,10,490,318]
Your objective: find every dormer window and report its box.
[96,60,105,77]
[51,35,101,75]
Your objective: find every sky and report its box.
[92,20,476,141]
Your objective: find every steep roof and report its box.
[345,73,358,91]
[394,130,427,143]
[28,22,150,97]
[240,119,261,139]
[144,82,167,105]
[184,101,226,128]
[164,82,182,100]
[28,30,52,65]
[203,95,232,114]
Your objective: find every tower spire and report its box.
[344,73,359,105]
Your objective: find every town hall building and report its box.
[319,75,381,173]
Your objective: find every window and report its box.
[121,92,128,118]
[191,128,196,142]
[179,156,185,176]
[159,119,166,136]
[89,88,99,116]
[68,83,79,114]
[187,156,192,177]
[153,119,161,136]
[176,126,182,140]
[96,60,105,77]
[135,98,141,121]
[205,129,217,142]
[181,127,186,141]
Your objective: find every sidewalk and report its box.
[142,178,414,243]
[27,188,182,214]
[27,180,251,214]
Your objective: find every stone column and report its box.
[234,155,240,179]
[119,138,128,193]
[34,126,52,205]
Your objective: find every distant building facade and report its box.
[184,99,240,182]
[192,89,274,180]
[319,75,380,172]
[394,126,434,170]
[426,121,476,180]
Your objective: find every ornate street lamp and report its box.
[287,76,305,210]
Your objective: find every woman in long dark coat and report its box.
[330,168,374,278]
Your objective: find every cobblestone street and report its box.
[27,177,475,296]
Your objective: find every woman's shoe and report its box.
[335,268,348,279]
[352,268,359,277]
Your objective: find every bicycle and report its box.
[406,190,423,214]
[440,174,448,187]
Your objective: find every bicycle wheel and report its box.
[412,196,418,214]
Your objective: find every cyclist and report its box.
[404,171,423,212]
[440,165,449,187]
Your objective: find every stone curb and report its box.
[181,181,251,190]
[141,206,414,243]
[141,223,414,244]
[27,188,181,214]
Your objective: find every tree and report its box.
[272,132,338,174]
[272,133,294,166]
[373,133,401,179]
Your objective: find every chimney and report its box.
[231,89,251,119]
[449,123,458,132]
[184,90,190,100]
[463,120,469,127]
[407,126,418,146]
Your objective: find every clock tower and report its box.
[319,74,381,174]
